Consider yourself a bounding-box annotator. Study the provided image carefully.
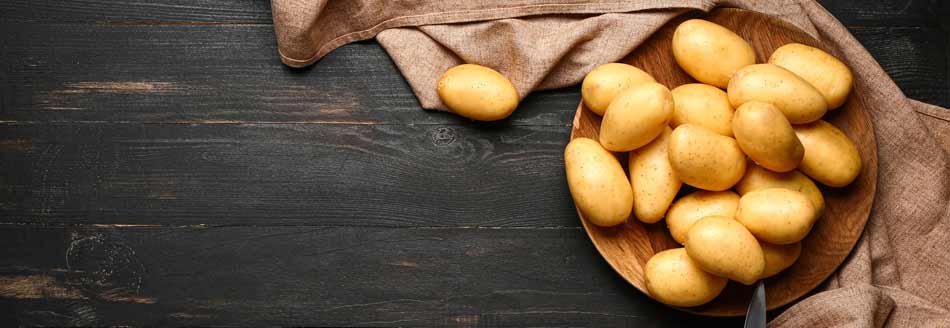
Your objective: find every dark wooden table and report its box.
[1,1,947,326]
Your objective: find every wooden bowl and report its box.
[571,8,878,316]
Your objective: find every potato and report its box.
[672,19,755,88]
[437,64,519,121]
[685,216,765,285]
[670,83,734,137]
[564,138,632,227]
[794,120,862,187]
[628,127,681,223]
[727,64,827,124]
[600,82,674,152]
[666,190,740,244]
[732,101,804,172]
[582,63,656,116]
[645,248,727,307]
[736,188,817,244]
[668,124,746,191]
[769,43,853,109]
[736,164,825,216]
[760,241,802,279]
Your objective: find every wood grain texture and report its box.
[0,123,579,227]
[572,8,877,316]
[0,23,580,126]
[0,224,743,326]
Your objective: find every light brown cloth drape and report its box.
[271,0,950,325]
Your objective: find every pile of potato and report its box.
[565,19,862,307]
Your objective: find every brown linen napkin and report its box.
[271,0,950,325]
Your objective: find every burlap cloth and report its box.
[271,0,950,325]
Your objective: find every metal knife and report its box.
[744,281,766,328]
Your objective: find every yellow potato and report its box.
[628,127,681,223]
[732,101,804,172]
[727,64,827,124]
[600,82,674,152]
[668,124,746,191]
[672,19,755,88]
[769,43,853,109]
[564,138,632,227]
[736,188,817,244]
[666,190,740,244]
[437,64,519,121]
[670,83,735,137]
[794,120,862,187]
[760,241,802,279]
[685,216,765,285]
[736,164,825,216]
[582,63,656,116]
[645,248,727,307]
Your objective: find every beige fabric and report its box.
[271,0,950,325]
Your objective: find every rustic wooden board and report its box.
[0,0,947,326]
[0,123,578,227]
[0,225,744,326]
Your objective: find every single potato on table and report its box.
[736,188,817,245]
[760,241,802,279]
[437,64,519,121]
[600,82,674,152]
[670,83,735,137]
[770,43,853,109]
[564,138,633,227]
[628,127,681,224]
[668,124,747,191]
[736,164,825,216]
[732,101,804,172]
[645,248,727,307]
[685,216,765,285]
[666,190,740,244]
[794,120,863,187]
[672,19,755,88]
[728,63,828,124]
[582,63,656,116]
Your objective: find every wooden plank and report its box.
[0,224,743,326]
[0,0,273,23]
[852,27,948,106]
[0,0,943,28]
[0,123,581,227]
[0,23,579,126]
[1,23,945,127]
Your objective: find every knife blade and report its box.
[744,281,766,328]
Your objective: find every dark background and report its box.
[1,0,947,326]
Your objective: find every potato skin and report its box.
[582,63,656,116]
[760,241,802,279]
[736,188,817,244]
[600,82,674,152]
[564,138,633,227]
[645,248,727,307]
[736,164,825,216]
[732,101,804,172]
[628,127,681,223]
[668,124,747,191]
[437,64,519,121]
[671,83,735,137]
[794,120,862,187]
[769,43,853,109]
[685,216,765,285]
[727,64,828,124]
[666,190,740,244]
[672,19,755,88]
